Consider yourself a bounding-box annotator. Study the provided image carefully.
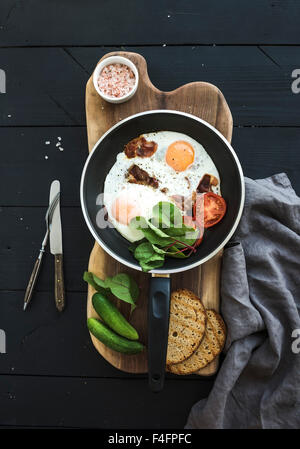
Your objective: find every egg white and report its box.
[103,130,221,242]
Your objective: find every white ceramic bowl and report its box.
[93,56,139,104]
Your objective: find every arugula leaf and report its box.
[83,271,139,311]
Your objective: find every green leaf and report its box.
[165,246,189,258]
[134,242,155,261]
[105,273,139,311]
[131,216,173,247]
[83,271,139,312]
[151,244,166,255]
[83,271,108,295]
[140,256,165,272]
[133,242,165,272]
[129,202,199,271]
[152,201,183,228]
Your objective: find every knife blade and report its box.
[49,180,65,312]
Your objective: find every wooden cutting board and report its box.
[86,51,232,375]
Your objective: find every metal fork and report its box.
[23,192,60,311]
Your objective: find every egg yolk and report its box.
[111,194,140,225]
[166,140,195,172]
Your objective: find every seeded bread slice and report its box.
[206,309,226,349]
[166,289,206,365]
[168,309,226,375]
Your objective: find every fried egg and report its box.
[103,131,220,242]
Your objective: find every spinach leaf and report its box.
[83,271,108,295]
[129,201,199,271]
[140,257,165,272]
[83,271,139,311]
[134,242,156,261]
[134,241,165,272]
[131,216,173,246]
[105,273,139,311]
[152,201,182,228]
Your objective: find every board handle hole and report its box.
[152,373,160,381]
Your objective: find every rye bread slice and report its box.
[166,289,206,365]
[206,309,226,349]
[168,309,226,375]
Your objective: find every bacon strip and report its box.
[124,136,158,158]
[197,173,219,193]
[127,164,159,189]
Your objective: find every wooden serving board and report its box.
[86,52,232,375]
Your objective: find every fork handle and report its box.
[54,254,65,312]
[23,250,44,310]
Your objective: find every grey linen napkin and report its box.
[186,173,300,429]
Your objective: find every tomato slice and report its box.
[183,215,204,247]
[193,192,227,228]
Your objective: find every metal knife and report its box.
[49,180,65,312]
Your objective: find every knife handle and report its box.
[54,254,65,312]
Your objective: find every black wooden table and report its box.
[0,0,299,429]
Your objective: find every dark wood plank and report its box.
[0,291,217,379]
[72,45,300,126]
[0,207,93,291]
[1,1,300,45]
[0,291,136,377]
[232,127,300,191]
[1,127,299,208]
[0,46,300,126]
[0,375,213,428]
[0,127,88,207]
[0,47,87,126]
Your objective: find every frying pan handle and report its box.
[148,275,171,392]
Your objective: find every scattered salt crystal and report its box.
[162,44,166,47]
[45,141,50,145]
[45,155,48,159]
[59,147,64,152]
[7,114,11,118]
[58,137,62,141]
[56,142,60,147]
[20,217,23,221]
[167,14,171,18]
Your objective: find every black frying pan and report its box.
[80,110,244,391]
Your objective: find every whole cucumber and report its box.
[87,318,144,354]
[92,292,139,340]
